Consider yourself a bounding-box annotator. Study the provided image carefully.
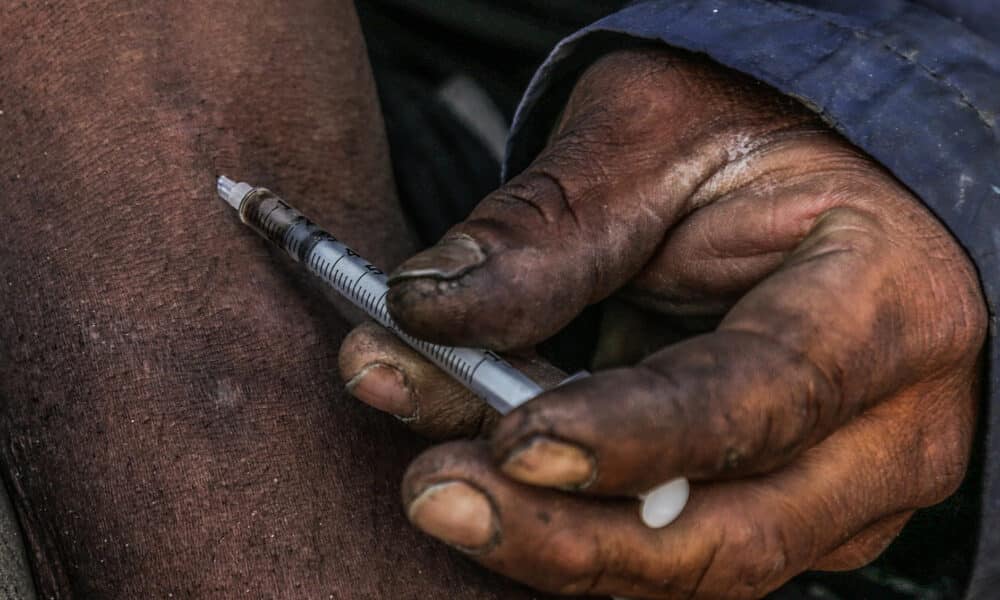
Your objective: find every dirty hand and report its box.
[338,47,986,598]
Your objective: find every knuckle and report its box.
[824,534,898,571]
[917,414,975,504]
[899,376,978,505]
[900,226,987,366]
[695,331,838,473]
[928,269,988,361]
[485,168,585,232]
[813,513,912,571]
[722,518,794,598]
[571,50,664,114]
[858,182,987,364]
[536,528,604,595]
[923,445,972,503]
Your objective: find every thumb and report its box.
[386,151,679,350]
[385,47,808,350]
[386,51,694,351]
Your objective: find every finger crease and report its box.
[686,533,722,600]
[725,327,846,432]
[491,188,549,224]
[581,532,609,595]
[532,168,582,231]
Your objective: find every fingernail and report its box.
[407,481,498,552]
[388,235,486,283]
[345,363,417,419]
[501,436,596,489]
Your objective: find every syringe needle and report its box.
[216,176,237,207]
[216,176,690,529]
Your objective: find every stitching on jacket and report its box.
[744,0,996,130]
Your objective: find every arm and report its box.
[0,3,540,597]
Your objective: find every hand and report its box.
[338,47,986,598]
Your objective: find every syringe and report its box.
[216,176,543,413]
[217,176,689,528]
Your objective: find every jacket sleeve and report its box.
[502,1,1000,598]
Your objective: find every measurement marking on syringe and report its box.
[348,281,364,304]
[359,287,374,313]
[281,228,297,257]
[350,271,370,299]
[468,355,489,380]
[261,204,285,240]
[375,290,390,323]
[329,251,348,275]
[307,249,325,274]
[303,239,478,382]
[335,269,349,292]
[309,253,330,279]
[405,334,463,378]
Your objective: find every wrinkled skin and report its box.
[0,2,551,598]
[339,48,988,598]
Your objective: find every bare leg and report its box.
[0,3,542,597]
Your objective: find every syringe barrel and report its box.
[229,184,544,414]
[235,187,319,263]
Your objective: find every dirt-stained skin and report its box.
[0,2,551,598]
[340,48,987,598]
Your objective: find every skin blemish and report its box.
[723,447,745,471]
[214,378,245,408]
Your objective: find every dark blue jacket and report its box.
[504,1,1000,597]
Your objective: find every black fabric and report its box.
[357,1,629,244]
[373,70,499,245]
